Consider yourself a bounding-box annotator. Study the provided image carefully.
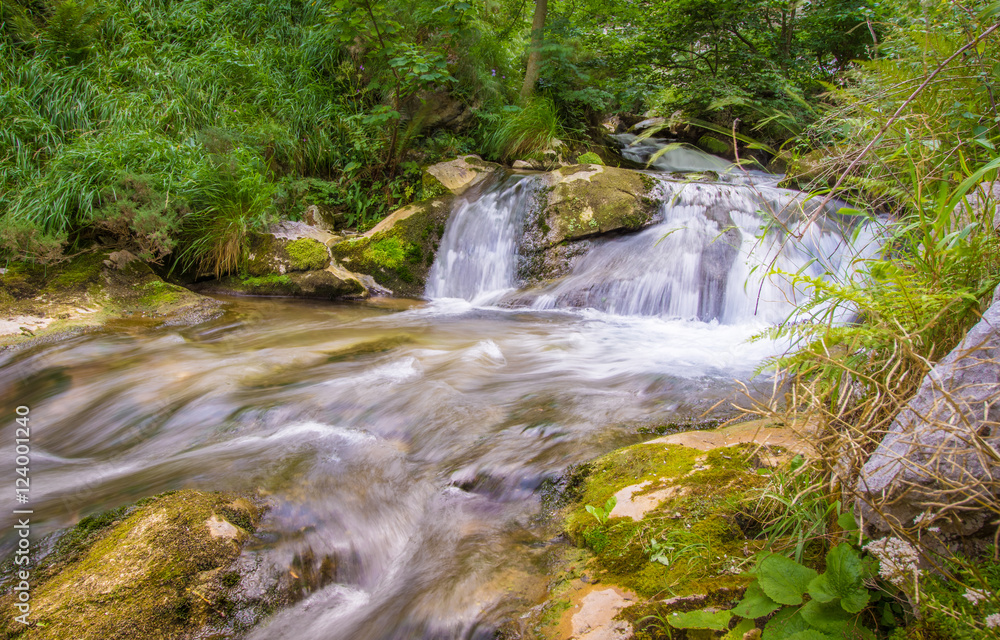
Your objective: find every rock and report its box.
[571,588,634,640]
[649,418,815,458]
[857,295,1000,536]
[0,491,263,640]
[631,116,666,132]
[245,223,334,277]
[407,89,475,131]
[1,251,223,346]
[330,196,455,298]
[517,165,661,284]
[200,264,368,299]
[609,481,686,521]
[422,155,505,197]
[956,180,1000,231]
[512,159,533,170]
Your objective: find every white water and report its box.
[428,174,881,326]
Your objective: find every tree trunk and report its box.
[519,0,547,100]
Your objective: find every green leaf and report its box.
[763,608,810,640]
[807,544,869,613]
[667,609,733,631]
[758,554,818,606]
[733,581,781,619]
[724,619,756,639]
[800,599,851,633]
[836,512,858,533]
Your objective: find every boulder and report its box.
[198,264,367,299]
[857,296,1000,536]
[331,196,456,298]
[0,491,262,640]
[517,165,661,284]
[245,222,335,277]
[422,155,505,197]
[1,250,223,346]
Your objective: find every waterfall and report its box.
[425,176,541,303]
[426,169,879,325]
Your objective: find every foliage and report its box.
[0,0,521,269]
[667,510,908,640]
[585,495,616,526]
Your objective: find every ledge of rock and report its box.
[331,196,455,298]
[857,295,1000,536]
[422,155,505,197]
[197,263,368,299]
[1,250,223,347]
[0,491,263,640]
[245,222,334,276]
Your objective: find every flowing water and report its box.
[0,151,882,639]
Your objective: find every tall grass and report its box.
[0,0,515,270]
[483,96,567,162]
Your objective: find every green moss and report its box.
[698,135,732,156]
[285,238,329,271]
[137,279,185,308]
[45,252,106,291]
[560,443,765,599]
[638,173,656,192]
[241,274,292,287]
[577,152,604,165]
[368,236,409,269]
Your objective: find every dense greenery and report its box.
[1,0,900,274]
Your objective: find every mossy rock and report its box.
[1,251,223,346]
[513,165,662,285]
[560,442,767,600]
[330,196,455,297]
[244,233,331,277]
[422,155,505,197]
[203,265,367,299]
[536,165,660,246]
[697,135,733,157]
[0,491,263,640]
[575,151,604,165]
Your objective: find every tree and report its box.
[519,0,547,99]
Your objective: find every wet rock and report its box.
[331,196,456,297]
[857,295,1000,536]
[630,116,665,132]
[422,155,505,197]
[0,251,223,346]
[517,165,660,285]
[536,165,660,245]
[0,491,263,640]
[199,264,368,300]
[571,588,634,640]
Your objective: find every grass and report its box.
[484,96,568,163]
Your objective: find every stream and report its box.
[0,146,882,639]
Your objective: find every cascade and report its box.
[427,166,879,324]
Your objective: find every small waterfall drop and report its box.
[425,176,540,304]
